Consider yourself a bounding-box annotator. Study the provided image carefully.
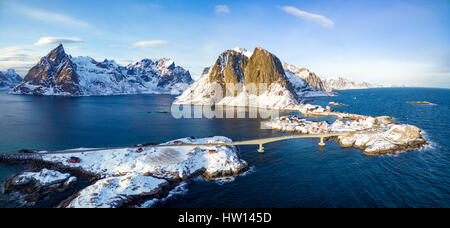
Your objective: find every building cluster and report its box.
[271,115,331,134]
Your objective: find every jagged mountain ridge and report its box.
[12,44,193,96]
[174,47,332,109]
[321,77,405,90]
[0,69,23,89]
[282,63,334,97]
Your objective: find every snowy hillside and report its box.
[11,44,193,96]
[282,63,334,97]
[0,69,22,89]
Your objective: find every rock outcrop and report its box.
[337,124,427,156]
[174,47,331,109]
[208,50,248,96]
[282,62,334,97]
[245,48,290,88]
[61,173,170,208]
[282,63,328,91]
[264,109,428,156]
[14,44,81,95]
[3,169,77,207]
[11,44,193,96]
[0,69,23,89]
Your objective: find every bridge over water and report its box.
[36,132,351,155]
[221,132,349,152]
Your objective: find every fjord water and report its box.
[0,88,449,208]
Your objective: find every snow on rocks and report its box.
[11,169,74,186]
[42,136,248,181]
[263,115,332,134]
[264,111,427,156]
[2,136,248,208]
[0,69,22,89]
[11,44,193,96]
[232,47,253,58]
[338,124,427,156]
[62,173,169,208]
[3,169,77,207]
[174,69,303,110]
[328,101,347,107]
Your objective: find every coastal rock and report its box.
[11,44,193,96]
[265,107,428,155]
[328,101,347,107]
[0,69,23,89]
[3,168,77,207]
[407,101,434,105]
[330,115,427,155]
[62,173,169,208]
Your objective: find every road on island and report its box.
[29,131,357,155]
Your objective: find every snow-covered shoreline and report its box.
[263,104,428,156]
[1,136,249,208]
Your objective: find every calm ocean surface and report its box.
[0,88,449,208]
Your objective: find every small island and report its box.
[407,101,434,105]
[328,101,347,107]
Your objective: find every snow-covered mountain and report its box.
[321,77,406,90]
[11,44,193,96]
[0,69,22,89]
[174,47,332,109]
[282,63,334,96]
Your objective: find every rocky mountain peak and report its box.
[209,49,249,86]
[244,47,291,89]
[157,58,175,71]
[232,47,252,58]
[282,63,309,75]
[6,69,17,75]
[204,47,299,98]
[46,44,68,66]
[174,47,333,108]
[282,62,329,92]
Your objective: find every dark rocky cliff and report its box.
[13,44,81,95]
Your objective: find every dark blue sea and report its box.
[0,88,449,208]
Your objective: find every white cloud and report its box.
[133,40,169,48]
[215,5,230,14]
[281,6,334,27]
[0,46,41,75]
[17,6,90,28]
[35,37,83,46]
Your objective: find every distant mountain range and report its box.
[11,44,193,96]
[0,69,22,89]
[174,47,333,109]
[322,77,407,90]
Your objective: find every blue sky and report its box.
[0,0,449,88]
